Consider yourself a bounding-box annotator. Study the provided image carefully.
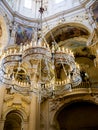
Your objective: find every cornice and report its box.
[0,0,95,26]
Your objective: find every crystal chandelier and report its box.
[0,0,82,101]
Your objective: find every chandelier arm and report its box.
[35,0,38,18]
[60,57,67,76]
[44,57,51,81]
[43,13,57,44]
[39,59,42,83]
[42,14,82,90]
[34,1,49,47]
[43,15,69,80]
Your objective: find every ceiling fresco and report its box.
[59,38,87,49]
[59,39,95,60]
[45,24,96,70]
[45,25,90,45]
[15,25,33,45]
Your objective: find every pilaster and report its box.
[0,119,5,130]
[0,86,5,119]
[29,94,37,130]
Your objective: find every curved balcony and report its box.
[33,81,98,102]
[52,81,98,99]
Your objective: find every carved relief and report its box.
[49,99,61,112]
[69,13,89,23]
[4,93,31,113]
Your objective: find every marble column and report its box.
[29,94,37,130]
[36,97,40,130]
[22,121,29,130]
[40,101,50,130]
[0,86,5,119]
[0,120,5,130]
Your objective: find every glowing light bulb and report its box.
[58,47,60,51]
[66,48,68,53]
[62,47,65,52]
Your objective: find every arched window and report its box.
[24,0,32,9]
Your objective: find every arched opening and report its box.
[4,110,22,130]
[45,23,90,46]
[57,101,98,130]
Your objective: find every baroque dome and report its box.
[6,0,85,18]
